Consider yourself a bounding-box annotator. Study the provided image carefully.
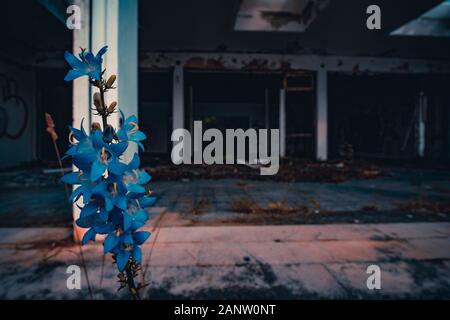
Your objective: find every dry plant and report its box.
[187,197,210,215]
[231,197,258,214]
[396,200,450,214]
[231,198,308,215]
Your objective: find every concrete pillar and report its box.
[173,65,185,131]
[72,0,91,242]
[91,0,139,160]
[418,92,427,158]
[265,88,269,129]
[279,89,286,157]
[316,69,328,161]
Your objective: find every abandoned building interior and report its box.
[1,0,450,168]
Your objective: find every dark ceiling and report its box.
[139,0,450,59]
[0,0,449,62]
[0,0,71,57]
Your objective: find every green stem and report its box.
[94,78,141,300]
[125,263,141,300]
[99,84,108,130]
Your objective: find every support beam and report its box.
[173,65,185,131]
[265,88,269,129]
[316,69,328,161]
[117,0,139,158]
[73,0,138,240]
[72,0,91,242]
[279,89,286,157]
[418,92,427,158]
[140,52,450,74]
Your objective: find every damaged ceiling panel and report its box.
[234,0,331,32]
[390,0,450,37]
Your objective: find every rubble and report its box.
[396,200,450,214]
[145,159,381,183]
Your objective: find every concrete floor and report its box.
[0,222,449,299]
[0,167,449,299]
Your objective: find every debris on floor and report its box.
[145,159,381,182]
[396,200,450,214]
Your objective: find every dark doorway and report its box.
[185,71,281,132]
[185,71,282,162]
[328,73,450,161]
[139,71,172,154]
[285,73,315,158]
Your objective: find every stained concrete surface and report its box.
[1,167,449,299]
[0,222,449,299]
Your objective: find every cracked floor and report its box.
[0,222,449,299]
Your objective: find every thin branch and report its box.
[99,253,105,289]
[140,208,168,297]
[73,227,94,300]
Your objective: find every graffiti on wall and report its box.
[0,73,29,139]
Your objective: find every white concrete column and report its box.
[72,0,91,241]
[73,0,138,240]
[173,65,185,131]
[72,0,91,133]
[91,0,139,160]
[316,69,328,161]
[279,89,286,157]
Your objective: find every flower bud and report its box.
[93,92,104,113]
[107,101,117,113]
[106,75,116,88]
[91,122,101,132]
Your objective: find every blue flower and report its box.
[64,46,108,81]
[117,112,146,150]
[105,230,151,271]
[62,115,155,273]
[91,175,128,211]
[61,171,97,204]
[66,125,129,182]
[122,153,151,194]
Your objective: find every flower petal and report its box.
[61,172,80,185]
[64,70,84,81]
[130,131,146,142]
[139,196,156,208]
[90,161,106,181]
[64,51,84,69]
[81,228,96,245]
[133,209,149,222]
[96,46,108,59]
[127,153,139,170]
[109,141,128,157]
[132,246,142,264]
[92,130,104,149]
[104,233,119,253]
[128,184,146,194]
[133,231,151,245]
[109,160,127,176]
[123,212,132,231]
[137,170,151,184]
[116,251,131,271]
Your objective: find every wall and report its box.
[0,57,36,168]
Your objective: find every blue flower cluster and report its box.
[62,46,155,273]
[62,116,155,271]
